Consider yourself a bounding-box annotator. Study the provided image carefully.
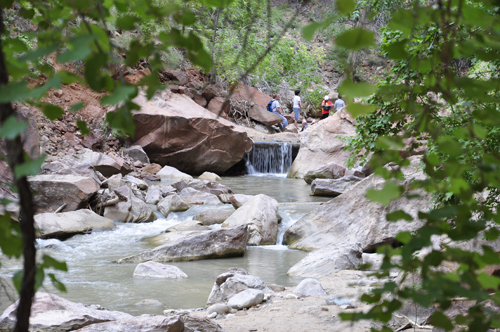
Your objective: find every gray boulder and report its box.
[222,194,279,245]
[104,185,156,223]
[293,278,327,297]
[207,268,271,305]
[182,315,226,332]
[0,293,131,331]
[157,194,190,217]
[116,225,248,263]
[179,188,222,205]
[133,261,188,279]
[172,179,232,196]
[165,220,210,232]
[35,210,115,240]
[73,315,184,332]
[229,194,253,209]
[144,230,207,247]
[123,175,148,190]
[145,185,162,205]
[284,156,428,252]
[60,148,131,177]
[193,209,234,225]
[227,289,265,309]
[124,145,150,165]
[304,162,347,184]
[287,243,363,278]
[207,303,231,315]
[310,175,363,197]
[29,174,99,213]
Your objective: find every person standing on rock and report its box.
[320,95,333,120]
[271,94,288,131]
[334,94,346,112]
[292,90,302,130]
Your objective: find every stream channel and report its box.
[0,143,330,316]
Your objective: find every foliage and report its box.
[308,0,500,331]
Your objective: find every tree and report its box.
[301,0,500,330]
[0,1,308,330]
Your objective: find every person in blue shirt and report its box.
[270,94,288,131]
[334,94,346,112]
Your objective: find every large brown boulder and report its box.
[231,83,271,109]
[207,96,229,119]
[287,113,356,179]
[29,174,100,213]
[130,90,253,174]
[248,106,282,126]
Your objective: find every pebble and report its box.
[163,309,177,316]
[340,304,356,309]
[285,294,299,300]
[208,312,217,318]
[235,311,247,316]
[226,314,236,319]
[325,297,354,307]
[270,307,281,312]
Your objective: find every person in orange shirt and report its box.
[320,95,333,120]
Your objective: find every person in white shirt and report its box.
[334,94,346,112]
[271,94,288,131]
[292,90,302,130]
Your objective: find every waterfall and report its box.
[246,141,294,175]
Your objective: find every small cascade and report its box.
[246,141,294,175]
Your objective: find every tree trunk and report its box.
[0,9,37,332]
[210,7,222,84]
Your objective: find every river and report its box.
[0,175,330,315]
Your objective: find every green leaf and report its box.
[384,40,408,60]
[69,102,85,112]
[42,255,68,271]
[0,81,32,103]
[0,0,14,9]
[41,104,64,120]
[336,0,356,15]
[339,79,376,97]
[34,266,45,291]
[116,15,140,30]
[302,22,325,42]
[395,231,412,244]
[19,7,35,19]
[0,116,28,139]
[335,28,375,50]
[48,273,67,292]
[19,42,60,62]
[14,155,46,178]
[0,214,23,257]
[13,270,23,293]
[366,182,402,206]
[85,53,108,91]
[387,210,413,222]
[57,35,98,63]
[101,85,137,105]
[376,135,405,150]
[76,120,90,135]
[477,273,500,290]
[346,103,377,117]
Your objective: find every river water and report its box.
[0,175,330,315]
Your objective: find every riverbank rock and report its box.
[193,209,234,225]
[157,194,190,217]
[198,172,222,181]
[222,194,279,245]
[74,315,184,332]
[124,145,150,164]
[165,220,210,232]
[182,315,226,332]
[60,148,131,177]
[293,278,327,297]
[145,185,176,205]
[229,194,253,209]
[207,268,272,306]
[171,179,232,196]
[227,289,265,309]
[130,90,253,174]
[287,244,363,278]
[303,162,347,184]
[284,156,428,252]
[0,292,131,331]
[179,188,222,205]
[116,225,248,263]
[35,209,115,240]
[157,165,193,181]
[310,175,363,197]
[133,261,188,279]
[29,174,100,213]
[287,114,355,179]
[103,185,156,223]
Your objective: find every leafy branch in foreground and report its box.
[309,0,500,331]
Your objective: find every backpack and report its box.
[322,101,331,111]
[267,99,276,112]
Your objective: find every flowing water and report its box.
[246,141,295,175]
[0,176,330,315]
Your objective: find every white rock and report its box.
[198,172,222,181]
[157,165,193,181]
[293,278,326,297]
[157,194,190,217]
[227,289,265,309]
[133,262,188,279]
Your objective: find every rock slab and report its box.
[133,261,188,279]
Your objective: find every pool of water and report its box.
[0,175,328,315]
